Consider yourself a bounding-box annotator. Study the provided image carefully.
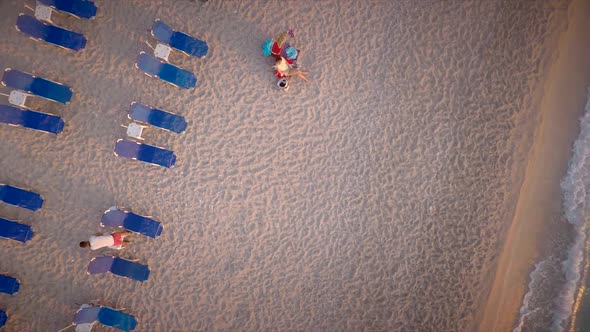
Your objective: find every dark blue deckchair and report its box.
[2,68,72,104]
[101,207,163,239]
[114,139,176,168]
[74,305,137,332]
[135,52,196,89]
[37,0,97,20]
[0,218,34,243]
[0,310,6,329]
[87,256,150,282]
[0,104,64,134]
[15,14,86,51]
[0,184,43,211]
[129,102,187,134]
[0,275,20,295]
[151,19,208,58]
[0,275,19,295]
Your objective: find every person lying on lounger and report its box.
[79,231,132,250]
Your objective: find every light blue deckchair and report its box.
[73,304,137,332]
[87,256,150,282]
[37,0,97,20]
[0,275,20,295]
[151,19,208,58]
[114,139,176,168]
[0,184,43,211]
[101,207,163,239]
[135,52,196,89]
[16,14,87,51]
[0,310,6,329]
[0,218,34,243]
[2,68,72,104]
[129,102,187,134]
[0,104,65,134]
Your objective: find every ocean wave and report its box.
[514,260,549,332]
[552,90,590,331]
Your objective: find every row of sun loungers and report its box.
[15,0,97,52]
[1,68,71,134]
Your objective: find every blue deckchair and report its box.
[0,310,6,329]
[0,104,65,134]
[129,102,187,134]
[0,275,20,295]
[0,184,43,211]
[37,0,97,20]
[114,139,176,168]
[135,52,196,89]
[74,305,137,332]
[2,68,73,104]
[0,218,34,243]
[87,256,150,282]
[16,14,86,51]
[151,19,208,58]
[101,207,163,239]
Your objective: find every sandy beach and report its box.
[0,0,586,331]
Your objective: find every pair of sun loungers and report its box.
[136,20,208,90]
[0,184,43,243]
[84,207,162,283]
[1,68,72,135]
[15,0,97,52]
[115,102,187,168]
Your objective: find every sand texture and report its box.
[0,0,574,331]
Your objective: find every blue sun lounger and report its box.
[16,14,86,51]
[37,0,97,20]
[87,256,150,282]
[0,184,44,211]
[0,104,65,135]
[129,102,187,134]
[0,275,20,295]
[0,310,7,329]
[0,218,34,243]
[114,139,176,168]
[151,19,208,58]
[73,305,137,332]
[136,52,196,89]
[101,207,163,239]
[2,68,72,104]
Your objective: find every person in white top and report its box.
[79,231,132,250]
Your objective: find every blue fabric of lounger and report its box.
[151,19,208,58]
[2,68,72,104]
[129,102,187,134]
[0,275,20,295]
[37,0,97,19]
[0,218,34,243]
[0,184,43,211]
[0,104,64,134]
[114,139,176,168]
[136,52,196,89]
[101,207,163,238]
[16,14,86,51]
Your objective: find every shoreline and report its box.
[477,0,590,330]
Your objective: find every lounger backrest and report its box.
[74,306,101,324]
[0,275,20,295]
[101,208,126,228]
[87,256,114,275]
[0,184,44,211]
[151,20,173,43]
[98,307,137,331]
[111,258,150,282]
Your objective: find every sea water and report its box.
[514,92,590,332]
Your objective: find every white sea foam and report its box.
[552,90,590,331]
[513,259,548,332]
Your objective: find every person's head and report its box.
[79,241,90,248]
